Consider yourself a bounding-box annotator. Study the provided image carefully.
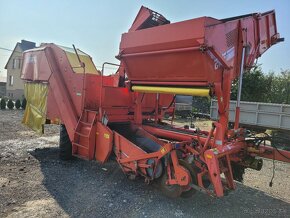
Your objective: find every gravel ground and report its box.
[0,110,290,218]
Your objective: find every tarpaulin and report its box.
[22,82,48,134]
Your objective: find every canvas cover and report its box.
[22,82,48,134]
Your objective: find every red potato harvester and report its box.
[21,6,289,198]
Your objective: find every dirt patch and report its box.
[0,110,290,217]
[6,199,67,218]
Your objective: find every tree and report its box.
[7,99,14,109]
[231,66,290,104]
[268,70,290,104]
[192,96,210,114]
[285,71,290,104]
[0,98,6,109]
[231,66,272,102]
[15,99,21,109]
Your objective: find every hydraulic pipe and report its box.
[155,93,159,124]
[234,47,246,129]
[121,46,200,58]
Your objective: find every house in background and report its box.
[0,76,6,97]
[5,40,36,100]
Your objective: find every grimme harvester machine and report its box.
[21,6,290,198]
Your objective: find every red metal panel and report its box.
[119,17,211,83]
[102,87,132,107]
[114,131,147,174]
[84,75,129,109]
[258,11,279,55]
[119,11,280,84]
[122,49,216,82]
[205,20,240,77]
[95,122,113,163]
[120,17,210,52]
[44,47,79,139]
[46,84,61,121]
[129,6,152,32]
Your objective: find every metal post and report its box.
[155,93,159,123]
[286,80,290,104]
[234,47,246,129]
[100,62,120,118]
[72,44,86,110]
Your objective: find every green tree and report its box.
[0,98,6,109]
[285,70,290,104]
[268,70,290,104]
[7,99,14,109]
[15,99,21,109]
[230,66,290,104]
[231,66,272,102]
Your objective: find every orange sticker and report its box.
[206,154,213,159]
[104,133,110,139]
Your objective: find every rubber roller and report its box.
[131,86,210,97]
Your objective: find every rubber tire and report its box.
[179,160,198,198]
[159,171,183,198]
[184,157,211,189]
[59,124,73,160]
[231,162,245,182]
[193,167,211,189]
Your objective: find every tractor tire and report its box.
[59,124,73,160]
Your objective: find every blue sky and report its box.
[0,0,289,77]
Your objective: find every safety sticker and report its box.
[104,133,110,139]
[222,47,235,61]
[212,148,219,155]
[206,154,213,159]
[160,147,167,154]
[206,50,222,70]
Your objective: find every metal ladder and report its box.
[72,109,97,160]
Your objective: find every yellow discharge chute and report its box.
[22,83,48,134]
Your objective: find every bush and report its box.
[7,99,14,109]
[22,98,27,110]
[2,96,8,101]
[15,99,21,109]
[0,98,6,109]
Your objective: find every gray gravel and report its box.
[0,110,290,218]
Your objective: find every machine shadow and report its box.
[31,147,290,218]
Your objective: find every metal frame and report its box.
[20,7,290,199]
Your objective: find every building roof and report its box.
[4,40,36,69]
[0,76,6,83]
[18,40,36,51]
